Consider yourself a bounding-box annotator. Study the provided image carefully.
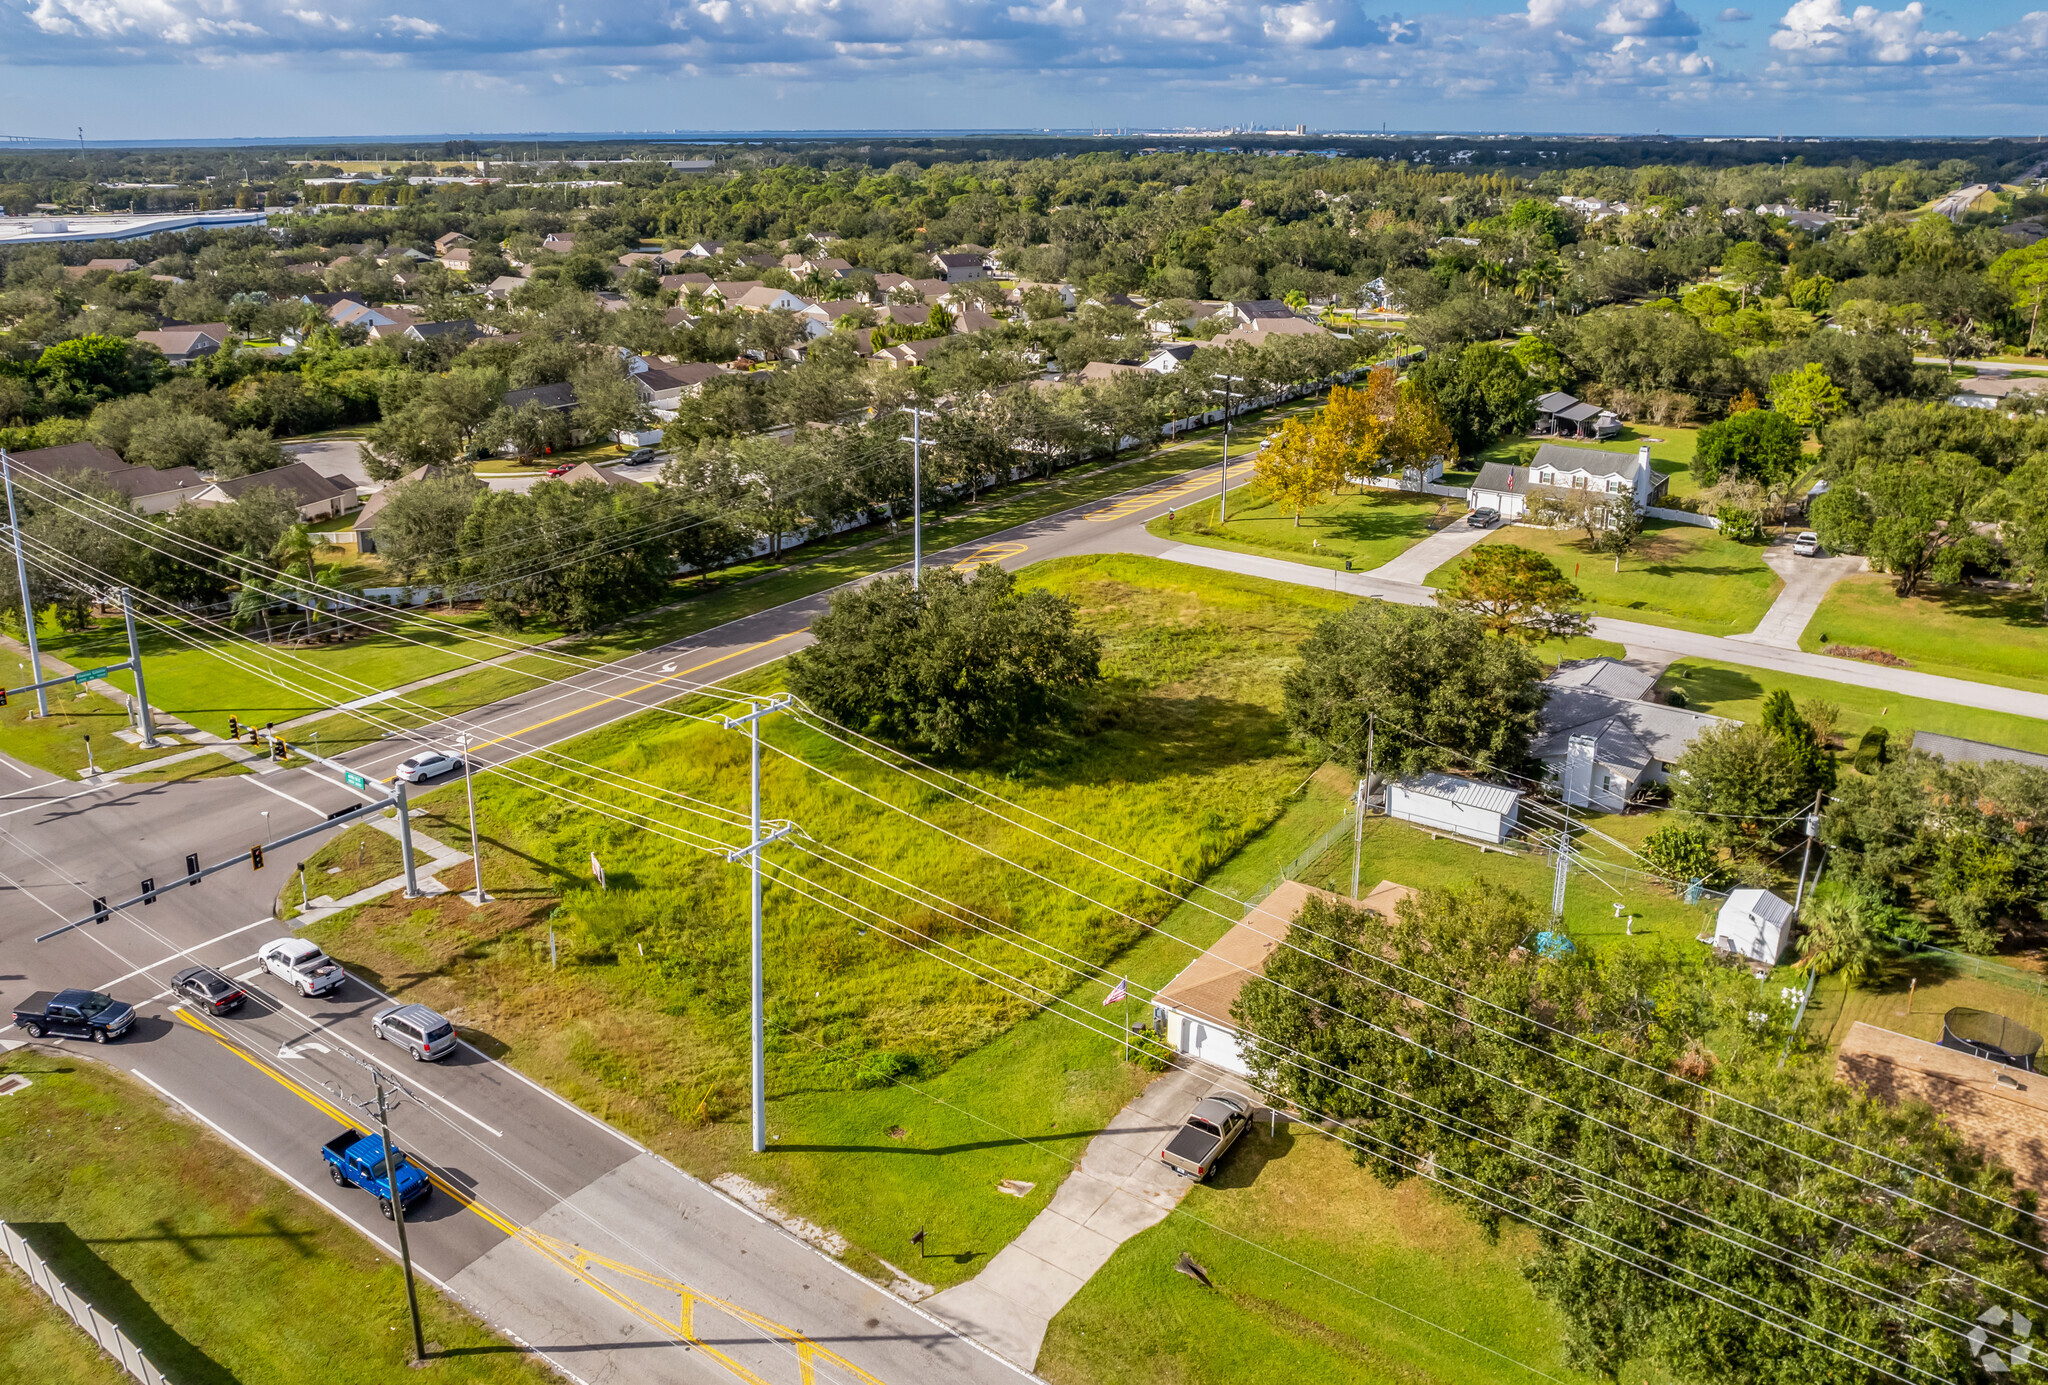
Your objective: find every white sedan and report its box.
[394,749,463,783]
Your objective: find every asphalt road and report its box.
[0,445,1254,1385]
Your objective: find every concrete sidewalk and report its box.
[925,1063,1236,1368]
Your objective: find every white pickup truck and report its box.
[259,938,347,998]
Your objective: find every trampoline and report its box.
[1939,1008,2043,1073]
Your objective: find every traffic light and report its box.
[250,844,265,871]
[186,852,201,882]
[91,897,108,923]
[140,877,156,905]
[272,738,287,762]
[0,686,8,707]
[228,715,238,737]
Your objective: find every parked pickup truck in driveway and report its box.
[1160,1091,1253,1181]
[259,938,346,998]
[12,989,136,1043]
[321,1128,431,1220]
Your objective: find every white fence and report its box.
[1646,505,1719,529]
[0,1221,171,1385]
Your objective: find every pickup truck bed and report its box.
[1160,1092,1252,1181]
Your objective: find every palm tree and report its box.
[1796,892,1889,988]
[271,523,318,584]
[231,576,275,640]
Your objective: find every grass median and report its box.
[1801,574,2048,696]
[0,1054,565,1385]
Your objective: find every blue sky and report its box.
[0,0,2042,140]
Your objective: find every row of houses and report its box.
[5,441,356,520]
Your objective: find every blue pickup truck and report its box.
[321,1128,431,1220]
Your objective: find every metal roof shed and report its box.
[1386,772,1524,844]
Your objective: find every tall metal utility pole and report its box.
[393,781,420,898]
[2,450,49,716]
[1550,828,1571,928]
[898,406,938,590]
[1207,375,1244,523]
[460,732,486,905]
[330,1061,426,1365]
[118,589,158,748]
[722,696,795,1155]
[1792,792,1823,912]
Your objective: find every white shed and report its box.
[1386,772,1523,845]
[1714,888,1796,968]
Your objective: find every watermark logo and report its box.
[1972,1305,2034,1373]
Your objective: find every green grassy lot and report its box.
[1801,575,2048,696]
[284,820,408,913]
[1429,522,1781,638]
[1147,482,1453,573]
[0,653,180,778]
[0,1055,562,1385]
[1469,422,1705,500]
[0,1260,131,1385]
[1040,1119,1645,1385]
[1657,658,2048,757]
[116,750,251,784]
[302,557,1365,1289]
[1808,955,2048,1058]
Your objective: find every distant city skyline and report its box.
[2,0,2043,141]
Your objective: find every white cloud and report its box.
[382,10,438,34]
[1007,0,1086,26]
[1597,0,1699,38]
[1718,6,1749,16]
[1767,0,1961,64]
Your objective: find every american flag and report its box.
[1103,977,1127,1006]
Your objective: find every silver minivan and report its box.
[370,1003,459,1061]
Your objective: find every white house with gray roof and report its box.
[1531,658,1729,811]
[1468,442,1669,523]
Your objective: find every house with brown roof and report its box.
[433,231,473,254]
[135,325,228,366]
[931,251,987,282]
[1153,879,1416,1074]
[351,464,443,553]
[540,233,576,254]
[193,462,360,520]
[7,442,205,515]
[551,461,638,488]
[634,362,729,415]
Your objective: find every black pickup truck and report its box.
[1160,1091,1253,1181]
[13,989,137,1043]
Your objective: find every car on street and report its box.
[544,463,573,477]
[1160,1090,1253,1181]
[1467,507,1500,529]
[371,1003,459,1062]
[259,938,346,998]
[1792,531,1821,556]
[395,749,461,783]
[171,965,246,1014]
[12,988,135,1043]
[627,447,655,463]
[321,1127,432,1220]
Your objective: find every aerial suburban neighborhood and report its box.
[2,37,2048,1385]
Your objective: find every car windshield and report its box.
[77,992,115,1018]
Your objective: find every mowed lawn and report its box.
[1040,1119,1643,1385]
[1427,522,1782,637]
[1801,575,2048,696]
[1149,482,1453,573]
[1657,658,2048,757]
[0,1056,562,1385]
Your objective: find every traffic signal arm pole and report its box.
[33,796,389,941]
[2,449,49,718]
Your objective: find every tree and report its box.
[1281,601,1547,778]
[126,410,228,472]
[1254,416,1340,524]
[570,356,648,442]
[214,427,287,479]
[1669,721,1804,852]
[1761,686,1834,801]
[1821,451,2001,596]
[1413,344,1538,453]
[1694,409,1803,490]
[784,564,1102,758]
[1721,240,1779,309]
[1794,889,1889,987]
[1642,820,1720,885]
[1767,362,1847,434]
[1308,384,1387,482]
[1435,544,1591,644]
[374,470,485,585]
[1596,490,1644,565]
[459,476,676,632]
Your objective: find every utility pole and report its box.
[1351,778,1366,900]
[459,732,486,905]
[1207,375,1244,523]
[898,407,937,590]
[118,589,157,748]
[331,1062,426,1365]
[3,450,49,717]
[1792,793,1823,912]
[722,697,795,1154]
[393,781,420,898]
[1550,828,1570,929]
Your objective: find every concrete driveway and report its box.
[1370,514,1495,583]
[1733,534,1866,650]
[282,437,372,488]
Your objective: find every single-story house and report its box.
[365,313,424,340]
[729,285,813,314]
[405,320,477,344]
[1468,442,1668,523]
[1154,879,1415,1076]
[871,338,951,368]
[1220,299,1303,327]
[62,258,142,278]
[503,381,579,414]
[433,232,473,254]
[1077,360,1145,384]
[662,307,699,329]
[1207,316,1329,348]
[1386,771,1523,844]
[135,326,227,366]
[540,233,576,254]
[931,251,986,282]
[1533,391,1621,440]
[6,442,206,515]
[439,246,473,270]
[351,464,443,553]
[485,275,526,301]
[1713,888,1795,968]
[550,461,638,488]
[1531,657,1730,810]
[1143,343,1198,373]
[951,307,1001,335]
[332,302,415,333]
[661,272,715,294]
[634,362,728,413]
[195,462,360,520]
[684,240,725,259]
[708,280,765,304]
[1838,1021,2048,1200]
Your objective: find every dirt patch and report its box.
[712,1172,850,1257]
[1825,644,1912,668]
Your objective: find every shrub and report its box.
[1664,686,1689,708]
[1853,725,1889,774]
[1714,503,1763,542]
[1643,820,1720,885]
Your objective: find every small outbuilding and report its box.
[1713,888,1795,968]
[1385,771,1522,844]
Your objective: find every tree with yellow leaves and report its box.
[1256,416,1343,525]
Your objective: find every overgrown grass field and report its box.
[1428,522,1781,637]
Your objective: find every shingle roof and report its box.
[1531,671,1730,775]
[1546,657,1659,701]
[1529,442,1646,480]
[503,381,578,412]
[207,461,353,506]
[1912,732,2048,772]
[1535,391,1580,413]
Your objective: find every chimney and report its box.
[1637,443,1651,469]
